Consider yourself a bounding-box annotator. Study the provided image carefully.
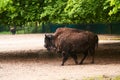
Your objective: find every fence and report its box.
[1,23,120,34]
[42,23,120,34]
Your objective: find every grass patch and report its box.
[108,38,120,40]
[113,76,120,80]
[0,30,25,34]
[0,31,10,34]
[83,75,120,80]
[99,37,120,40]
[17,30,25,34]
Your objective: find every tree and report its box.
[40,0,68,24]
[104,0,120,16]
[104,0,120,23]
[40,0,113,24]
[0,0,120,29]
[0,0,44,25]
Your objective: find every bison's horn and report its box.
[45,34,48,37]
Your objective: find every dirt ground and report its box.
[0,34,120,80]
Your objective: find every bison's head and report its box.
[44,34,56,51]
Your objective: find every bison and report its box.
[44,28,98,66]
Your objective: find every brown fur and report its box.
[57,32,90,65]
[53,28,98,53]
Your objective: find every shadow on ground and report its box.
[0,47,120,65]
[0,42,120,65]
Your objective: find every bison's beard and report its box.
[46,46,56,53]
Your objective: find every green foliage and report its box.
[64,0,106,23]
[0,0,11,11]
[40,0,68,24]
[105,0,120,16]
[0,0,44,25]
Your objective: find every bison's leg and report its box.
[89,48,95,64]
[61,53,69,66]
[79,51,88,64]
[70,53,78,65]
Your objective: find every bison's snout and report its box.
[45,46,56,52]
[44,44,50,51]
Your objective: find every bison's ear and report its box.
[45,34,47,37]
[45,34,49,38]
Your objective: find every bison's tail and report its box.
[95,35,99,48]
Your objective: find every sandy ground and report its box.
[0,34,45,52]
[0,34,120,80]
